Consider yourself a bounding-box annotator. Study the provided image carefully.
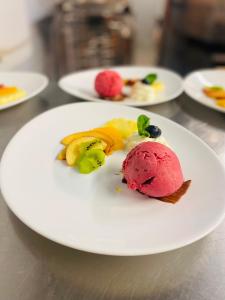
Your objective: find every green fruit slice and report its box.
[77,149,105,174]
[66,137,106,166]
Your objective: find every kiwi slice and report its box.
[79,139,106,154]
[77,149,105,174]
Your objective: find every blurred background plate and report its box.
[58,66,183,107]
[0,72,48,110]
[184,69,225,113]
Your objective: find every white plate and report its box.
[184,69,225,113]
[1,103,225,256]
[0,72,48,110]
[58,66,183,107]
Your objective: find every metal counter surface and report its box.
[0,83,225,300]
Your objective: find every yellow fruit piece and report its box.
[104,118,137,139]
[0,88,26,105]
[152,81,165,92]
[57,147,67,160]
[216,99,225,108]
[61,126,124,154]
[61,130,113,154]
[94,127,124,151]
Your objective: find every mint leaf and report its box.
[143,73,157,85]
[137,114,150,137]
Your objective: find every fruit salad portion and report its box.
[94,70,164,102]
[203,86,225,108]
[57,115,169,175]
[0,84,26,105]
[57,119,137,174]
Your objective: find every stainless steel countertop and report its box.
[0,82,225,300]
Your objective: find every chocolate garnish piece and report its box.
[123,79,138,86]
[157,180,191,204]
[102,93,127,101]
[122,177,127,184]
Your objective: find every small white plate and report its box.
[1,103,225,256]
[184,69,225,113]
[58,66,183,107]
[0,72,49,110]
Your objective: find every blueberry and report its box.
[141,78,149,85]
[146,125,161,138]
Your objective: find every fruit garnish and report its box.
[57,147,67,160]
[151,81,164,92]
[208,86,223,91]
[66,137,106,166]
[61,130,112,154]
[61,127,124,154]
[93,127,124,152]
[203,87,225,99]
[137,114,150,137]
[216,99,225,108]
[146,125,162,138]
[104,118,137,139]
[141,73,157,85]
[77,149,105,174]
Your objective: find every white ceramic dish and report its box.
[184,69,225,113]
[58,66,183,107]
[1,103,225,256]
[0,72,48,110]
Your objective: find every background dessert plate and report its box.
[0,72,49,111]
[1,103,225,256]
[183,69,225,113]
[58,66,183,107]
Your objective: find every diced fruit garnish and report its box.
[151,81,164,92]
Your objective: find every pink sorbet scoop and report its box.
[95,70,123,98]
[122,142,184,198]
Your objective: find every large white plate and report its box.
[58,66,183,107]
[1,103,225,256]
[0,72,48,110]
[184,69,225,113]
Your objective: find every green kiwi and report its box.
[79,139,106,154]
[77,149,105,174]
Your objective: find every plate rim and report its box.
[183,68,225,113]
[0,71,49,111]
[58,65,184,107]
[1,102,225,256]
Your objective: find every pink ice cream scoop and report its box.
[122,142,184,198]
[95,70,123,98]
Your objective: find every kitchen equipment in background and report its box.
[158,0,225,75]
[51,0,135,78]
